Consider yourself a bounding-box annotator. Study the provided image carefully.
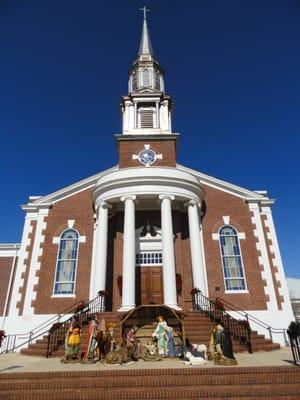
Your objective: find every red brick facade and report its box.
[201,184,268,310]
[17,172,272,315]
[0,257,15,316]
[117,137,177,168]
[32,189,95,314]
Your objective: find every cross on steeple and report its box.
[140,6,150,20]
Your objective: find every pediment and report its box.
[176,164,274,204]
[136,87,159,94]
[23,165,118,209]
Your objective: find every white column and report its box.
[187,200,207,294]
[159,195,179,309]
[92,201,110,297]
[119,195,136,311]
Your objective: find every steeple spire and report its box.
[120,8,173,135]
[138,6,154,56]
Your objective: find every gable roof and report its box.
[22,163,273,211]
[177,164,274,204]
[23,166,118,209]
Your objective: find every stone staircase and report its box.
[183,311,281,353]
[20,309,280,358]
[0,366,300,399]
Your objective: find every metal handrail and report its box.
[0,295,104,355]
[192,289,252,353]
[287,330,300,365]
[46,293,105,357]
[215,296,289,345]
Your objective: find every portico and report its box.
[91,167,207,311]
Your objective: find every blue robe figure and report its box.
[166,327,176,357]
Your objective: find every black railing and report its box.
[287,330,300,365]
[192,289,252,353]
[0,298,89,355]
[46,293,105,358]
[0,294,105,355]
[215,296,288,345]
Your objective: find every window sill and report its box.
[51,294,76,298]
[224,290,249,294]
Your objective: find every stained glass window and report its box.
[132,73,137,91]
[155,72,160,90]
[142,69,150,87]
[53,229,79,295]
[219,226,246,291]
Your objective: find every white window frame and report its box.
[138,106,156,128]
[132,72,137,91]
[136,251,163,267]
[52,228,79,297]
[218,225,248,293]
[155,71,160,90]
[142,68,150,87]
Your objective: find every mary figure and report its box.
[152,315,168,356]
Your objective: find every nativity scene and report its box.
[59,311,237,367]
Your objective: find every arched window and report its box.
[155,72,160,90]
[132,72,137,91]
[219,226,246,291]
[142,68,150,87]
[53,229,79,295]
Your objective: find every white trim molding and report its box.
[93,167,204,207]
[23,207,49,315]
[248,202,278,312]
[8,212,38,316]
[0,244,20,258]
[261,205,294,317]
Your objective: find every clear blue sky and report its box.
[0,1,299,278]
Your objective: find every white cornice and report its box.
[0,244,20,250]
[20,162,273,212]
[21,203,52,212]
[0,244,20,257]
[93,166,204,206]
[24,166,118,207]
[177,164,273,203]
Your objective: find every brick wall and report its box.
[179,212,194,310]
[201,184,268,310]
[22,176,271,314]
[0,257,15,316]
[32,188,95,314]
[118,138,177,168]
[112,212,123,311]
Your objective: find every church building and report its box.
[0,11,294,347]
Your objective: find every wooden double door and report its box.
[136,267,163,305]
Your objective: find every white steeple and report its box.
[120,7,173,135]
[138,6,154,56]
